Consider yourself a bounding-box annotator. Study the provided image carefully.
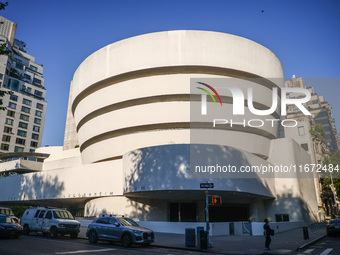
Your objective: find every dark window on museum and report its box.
[170,203,196,222]
[3,126,12,134]
[275,214,289,222]
[14,146,24,152]
[301,143,308,151]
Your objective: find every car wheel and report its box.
[70,233,78,239]
[50,227,58,239]
[23,225,30,235]
[88,231,98,244]
[122,233,133,247]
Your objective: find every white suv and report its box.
[21,207,80,238]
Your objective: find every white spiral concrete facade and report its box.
[71,30,284,164]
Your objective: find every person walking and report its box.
[263,218,271,251]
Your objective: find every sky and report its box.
[2,0,340,147]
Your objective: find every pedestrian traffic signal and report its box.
[208,195,222,205]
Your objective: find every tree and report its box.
[310,123,325,137]
[323,150,340,202]
[0,1,12,111]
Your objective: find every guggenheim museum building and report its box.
[0,31,321,235]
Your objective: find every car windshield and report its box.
[0,216,12,223]
[117,217,139,226]
[53,210,74,220]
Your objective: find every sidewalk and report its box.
[78,226,326,254]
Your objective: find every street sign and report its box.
[200,183,214,189]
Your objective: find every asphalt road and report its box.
[0,234,215,255]
[297,235,340,255]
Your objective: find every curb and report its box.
[296,234,327,251]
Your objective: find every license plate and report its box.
[10,232,16,235]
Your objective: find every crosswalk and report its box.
[297,248,333,255]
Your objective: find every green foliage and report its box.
[323,150,340,200]
[10,205,29,218]
[310,123,325,137]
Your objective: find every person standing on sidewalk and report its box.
[263,218,271,251]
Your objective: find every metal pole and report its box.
[205,189,209,248]
[330,172,339,218]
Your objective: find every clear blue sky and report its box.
[2,0,340,146]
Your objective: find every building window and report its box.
[21,106,31,113]
[30,149,35,153]
[32,133,39,140]
[33,125,40,132]
[16,138,26,145]
[36,103,43,109]
[169,203,196,222]
[34,118,41,125]
[7,110,15,117]
[20,114,29,121]
[2,135,11,142]
[1,143,9,151]
[29,65,38,72]
[8,78,19,91]
[0,73,3,80]
[14,146,24,152]
[15,63,24,70]
[34,90,43,97]
[3,126,12,134]
[19,122,28,129]
[312,100,318,104]
[24,74,31,80]
[275,214,289,222]
[10,94,18,101]
[30,141,38,148]
[22,98,32,106]
[298,126,305,136]
[33,78,41,85]
[35,110,42,117]
[315,144,319,154]
[5,118,14,125]
[17,130,27,137]
[8,102,17,109]
[301,143,308,151]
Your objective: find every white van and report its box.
[21,207,80,238]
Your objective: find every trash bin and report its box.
[185,228,196,247]
[200,231,208,249]
[196,227,204,248]
[303,227,309,240]
[229,222,235,235]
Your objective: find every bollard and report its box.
[303,227,309,240]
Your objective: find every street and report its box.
[0,234,217,255]
[296,235,340,255]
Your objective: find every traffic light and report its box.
[208,195,222,205]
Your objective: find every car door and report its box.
[95,218,110,239]
[36,210,46,231]
[105,218,120,241]
[41,210,52,232]
[31,210,40,231]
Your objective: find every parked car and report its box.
[0,214,23,238]
[0,207,19,223]
[326,219,340,236]
[86,215,154,247]
[20,207,80,238]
